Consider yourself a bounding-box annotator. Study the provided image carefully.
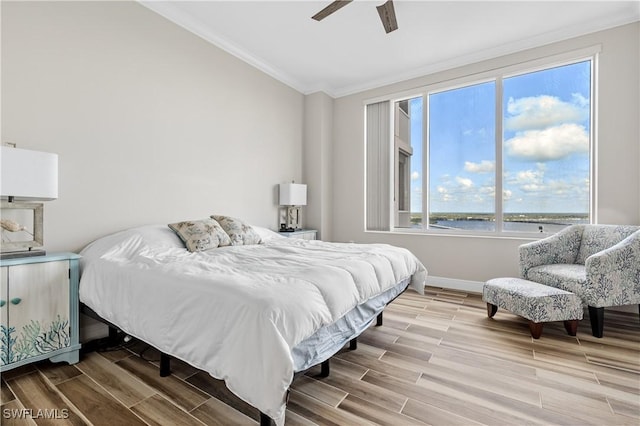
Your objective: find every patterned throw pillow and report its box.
[211,215,262,246]
[168,218,231,252]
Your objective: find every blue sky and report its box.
[409,60,591,215]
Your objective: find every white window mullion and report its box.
[590,54,598,224]
[423,93,429,230]
[495,77,504,233]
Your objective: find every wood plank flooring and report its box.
[1,287,639,425]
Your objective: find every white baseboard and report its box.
[427,276,483,294]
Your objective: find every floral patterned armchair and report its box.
[519,224,640,338]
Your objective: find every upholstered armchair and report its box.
[519,224,640,337]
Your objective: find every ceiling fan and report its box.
[312,0,398,34]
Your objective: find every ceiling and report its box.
[140,1,640,98]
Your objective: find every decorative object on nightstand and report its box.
[0,144,58,259]
[279,229,317,240]
[279,182,307,231]
[0,252,81,370]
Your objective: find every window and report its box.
[366,55,594,234]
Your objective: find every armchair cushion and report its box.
[519,225,583,277]
[526,264,587,297]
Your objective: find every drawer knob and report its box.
[10,297,21,305]
[0,300,5,307]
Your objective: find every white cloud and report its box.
[411,171,420,181]
[464,160,494,174]
[505,123,589,161]
[521,183,545,192]
[504,165,548,193]
[456,176,473,189]
[505,95,589,131]
[513,168,544,185]
[508,170,584,197]
[435,186,453,202]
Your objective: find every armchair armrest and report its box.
[519,225,584,278]
[585,230,640,307]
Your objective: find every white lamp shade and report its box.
[279,183,307,206]
[1,146,58,201]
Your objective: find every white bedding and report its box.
[79,225,427,425]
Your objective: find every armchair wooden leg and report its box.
[487,303,498,318]
[563,320,578,336]
[376,312,383,326]
[528,321,543,339]
[349,338,357,350]
[588,306,604,338]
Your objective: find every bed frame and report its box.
[81,300,389,425]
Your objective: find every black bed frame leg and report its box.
[108,325,119,342]
[160,353,171,377]
[349,337,357,350]
[320,359,330,377]
[260,412,273,426]
[376,312,383,326]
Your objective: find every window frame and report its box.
[365,46,600,238]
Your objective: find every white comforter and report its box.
[79,225,427,425]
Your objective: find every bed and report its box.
[79,222,427,425]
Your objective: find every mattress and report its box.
[79,225,427,425]
[291,277,409,372]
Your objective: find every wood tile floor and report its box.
[2,287,639,425]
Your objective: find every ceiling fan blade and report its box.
[312,0,353,21]
[376,0,398,33]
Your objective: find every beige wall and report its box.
[1,1,304,253]
[303,92,333,240]
[332,22,640,285]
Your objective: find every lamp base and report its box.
[285,206,302,230]
[0,249,46,260]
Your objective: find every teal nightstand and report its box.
[279,229,317,240]
[0,252,81,371]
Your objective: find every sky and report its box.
[408,60,591,216]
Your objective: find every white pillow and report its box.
[79,224,185,270]
[252,226,285,241]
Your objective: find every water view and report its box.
[407,213,588,233]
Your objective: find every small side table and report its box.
[279,229,317,240]
[0,252,81,371]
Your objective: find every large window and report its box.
[367,56,593,234]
